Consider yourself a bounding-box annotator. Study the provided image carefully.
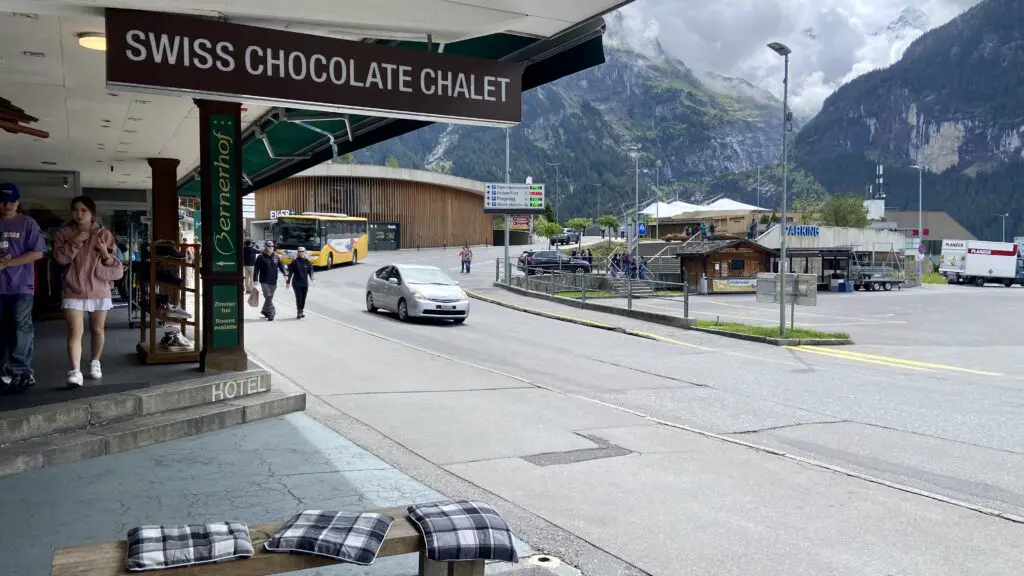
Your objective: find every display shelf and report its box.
[137,241,202,365]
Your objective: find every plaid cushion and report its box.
[407,500,519,563]
[126,522,254,571]
[264,510,394,565]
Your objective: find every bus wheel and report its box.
[327,253,333,269]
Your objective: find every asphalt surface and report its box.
[244,241,1024,575]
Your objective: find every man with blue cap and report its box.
[0,183,46,393]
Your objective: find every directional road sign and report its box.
[483,183,545,214]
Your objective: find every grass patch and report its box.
[696,320,849,340]
[655,290,685,297]
[556,290,618,298]
[920,272,948,285]
[558,242,623,261]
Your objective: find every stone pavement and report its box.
[0,412,545,576]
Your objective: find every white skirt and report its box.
[62,297,114,312]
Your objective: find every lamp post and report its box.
[768,41,792,337]
[994,213,1010,242]
[631,145,641,262]
[544,161,561,223]
[910,164,924,278]
[503,127,511,284]
[655,160,662,239]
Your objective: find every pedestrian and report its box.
[586,249,593,264]
[243,239,258,293]
[0,183,46,393]
[252,240,286,321]
[53,195,123,388]
[285,246,314,319]
[458,246,467,274]
[463,245,474,274]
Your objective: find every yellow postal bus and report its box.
[251,212,368,268]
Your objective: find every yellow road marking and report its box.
[787,346,1002,376]
[786,346,936,372]
[624,330,714,351]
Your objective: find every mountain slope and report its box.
[797,0,1024,173]
[793,0,1022,241]
[356,12,787,219]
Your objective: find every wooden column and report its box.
[196,99,247,372]
[148,158,180,242]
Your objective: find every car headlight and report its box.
[459,289,468,300]
[411,291,427,301]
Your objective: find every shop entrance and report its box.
[370,222,401,251]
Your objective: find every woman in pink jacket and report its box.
[53,196,123,387]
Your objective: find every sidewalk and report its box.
[0,410,538,575]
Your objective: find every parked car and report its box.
[365,264,469,323]
[552,230,580,245]
[517,250,591,274]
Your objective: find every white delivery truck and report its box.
[952,240,1022,287]
[938,239,967,282]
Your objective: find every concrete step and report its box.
[0,390,305,478]
[0,370,273,445]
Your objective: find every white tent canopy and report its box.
[641,198,765,219]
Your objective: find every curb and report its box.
[693,327,853,347]
[470,286,853,347]
[465,289,714,351]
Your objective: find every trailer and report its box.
[953,240,1021,287]
[850,247,905,291]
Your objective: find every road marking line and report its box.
[623,329,714,350]
[790,346,1002,376]
[785,346,936,372]
[573,395,1024,525]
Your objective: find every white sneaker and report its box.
[88,360,102,380]
[66,370,84,388]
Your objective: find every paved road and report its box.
[244,245,1024,575]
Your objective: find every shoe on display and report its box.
[88,360,103,380]
[167,332,194,352]
[66,370,84,388]
[160,304,192,319]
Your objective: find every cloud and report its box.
[619,0,982,116]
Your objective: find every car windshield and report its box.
[401,267,457,285]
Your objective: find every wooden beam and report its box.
[0,120,48,138]
[50,507,425,576]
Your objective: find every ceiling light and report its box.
[101,119,112,123]
[22,51,45,58]
[128,117,142,121]
[124,129,137,134]
[134,99,151,104]
[41,161,57,165]
[77,32,106,52]
[107,92,119,97]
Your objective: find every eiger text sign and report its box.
[105,9,523,126]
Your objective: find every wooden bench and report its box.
[51,506,485,576]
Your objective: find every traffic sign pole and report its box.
[504,128,511,284]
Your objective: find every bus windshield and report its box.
[275,222,321,250]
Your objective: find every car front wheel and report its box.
[398,299,409,322]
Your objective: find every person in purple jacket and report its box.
[0,183,46,393]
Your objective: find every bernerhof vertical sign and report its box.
[104,9,523,127]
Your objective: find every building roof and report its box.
[703,198,769,212]
[674,238,772,257]
[294,163,485,195]
[883,210,976,241]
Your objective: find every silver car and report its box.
[365,264,470,323]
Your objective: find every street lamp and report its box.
[768,41,792,337]
[911,164,924,278]
[994,213,1010,242]
[655,160,662,239]
[544,161,562,223]
[630,145,642,262]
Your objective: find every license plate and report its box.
[436,305,456,310]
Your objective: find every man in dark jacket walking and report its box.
[252,241,286,321]
[285,246,315,319]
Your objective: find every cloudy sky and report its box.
[617,0,981,116]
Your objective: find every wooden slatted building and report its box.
[254,164,491,250]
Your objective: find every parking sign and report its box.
[637,222,647,236]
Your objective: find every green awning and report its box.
[177,20,607,198]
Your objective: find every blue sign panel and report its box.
[786,225,820,237]
[637,222,647,236]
